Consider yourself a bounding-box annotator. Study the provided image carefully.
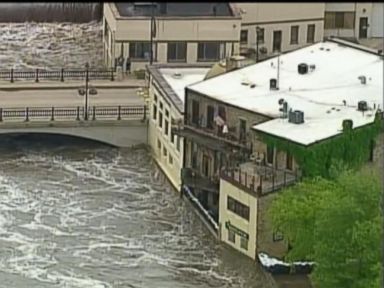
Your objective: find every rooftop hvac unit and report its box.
[298,63,308,75]
[357,100,368,111]
[288,110,304,124]
[270,78,278,90]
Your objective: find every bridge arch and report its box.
[0,122,147,148]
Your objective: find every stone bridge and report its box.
[0,105,148,147]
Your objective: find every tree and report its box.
[269,166,381,288]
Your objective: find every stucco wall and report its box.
[219,178,258,259]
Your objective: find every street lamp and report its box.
[256,26,261,63]
[78,62,97,120]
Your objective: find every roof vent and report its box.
[288,110,304,124]
[319,47,324,51]
[358,75,366,85]
[278,99,288,119]
[270,78,278,90]
[172,72,182,79]
[298,63,308,75]
[250,84,256,89]
[357,101,368,112]
[342,119,353,130]
[309,64,316,72]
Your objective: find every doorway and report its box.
[359,17,368,39]
[273,30,282,52]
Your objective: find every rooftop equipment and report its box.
[357,100,368,112]
[270,78,278,90]
[288,110,305,124]
[298,63,308,74]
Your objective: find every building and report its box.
[102,2,241,72]
[234,3,325,61]
[146,64,210,191]
[177,39,383,259]
[324,3,384,40]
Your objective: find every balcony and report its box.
[181,167,220,194]
[220,162,300,196]
[173,117,252,152]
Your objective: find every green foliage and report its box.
[269,166,381,288]
[259,115,382,178]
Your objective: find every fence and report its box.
[0,105,147,122]
[0,68,115,82]
[221,166,299,196]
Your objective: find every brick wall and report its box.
[257,193,288,259]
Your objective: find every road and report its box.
[0,88,145,108]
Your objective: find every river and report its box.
[0,134,271,288]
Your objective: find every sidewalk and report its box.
[0,77,146,90]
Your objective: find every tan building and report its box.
[234,3,325,61]
[103,3,241,72]
[146,64,210,191]
[324,3,384,40]
[178,39,383,259]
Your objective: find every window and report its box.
[129,42,151,60]
[159,102,163,110]
[169,154,173,165]
[171,118,175,143]
[157,139,161,150]
[152,104,157,120]
[240,237,248,250]
[165,109,169,118]
[176,136,181,152]
[266,145,274,165]
[286,152,293,170]
[167,42,187,62]
[227,196,250,221]
[154,94,158,103]
[163,147,167,157]
[256,28,265,44]
[164,119,169,136]
[290,25,299,45]
[206,105,214,129]
[307,24,315,43]
[228,230,236,243]
[218,106,226,121]
[325,12,355,29]
[239,119,246,142]
[159,112,163,128]
[197,42,221,61]
[240,30,248,44]
[191,100,200,126]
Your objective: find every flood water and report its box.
[0,134,270,288]
[0,22,104,70]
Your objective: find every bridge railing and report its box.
[0,68,115,82]
[0,105,147,122]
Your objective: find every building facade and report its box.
[178,39,383,259]
[234,3,325,61]
[324,2,384,40]
[103,3,241,72]
[146,65,210,191]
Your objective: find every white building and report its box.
[184,39,383,259]
[103,2,241,72]
[234,3,325,61]
[146,65,210,191]
[324,2,384,39]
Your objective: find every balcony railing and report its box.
[220,164,300,196]
[181,167,220,193]
[182,117,252,151]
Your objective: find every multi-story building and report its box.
[102,2,241,72]
[234,3,325,61]
[324,2,384,40]
[177,39,383,259]
[146,64,210,191]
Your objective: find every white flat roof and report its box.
[188,41,383,146]
[159,68,210,103]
